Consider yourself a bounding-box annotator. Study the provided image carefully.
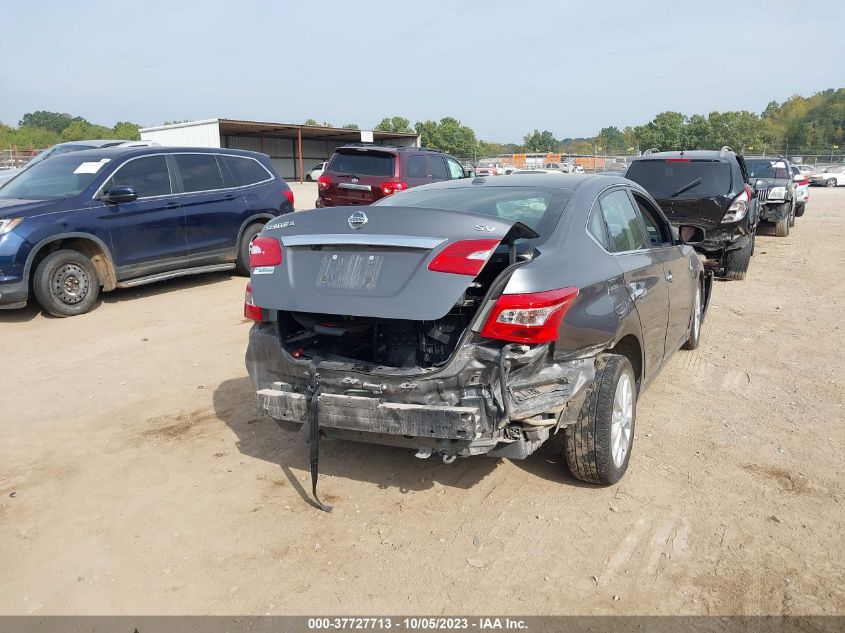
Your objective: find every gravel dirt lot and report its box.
[1,185,843,616]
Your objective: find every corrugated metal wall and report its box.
[223,135,347,180]
[140,120,221,148]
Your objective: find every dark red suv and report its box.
[316,144,470,207]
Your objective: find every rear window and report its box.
[175,154,224,192]
[626,159,731,199]
[746,159,790,179]
[328,151,395,177]
[373,185,571,242]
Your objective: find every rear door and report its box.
[403,154,430,189]
[428,155,449,182]
[174,153,248,264]
[631,190,693,355]
[100,154,188,277]
[323,148,397,206]
[598,188,670,381]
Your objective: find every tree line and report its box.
[4,88,841,159]
[1,111,142,152]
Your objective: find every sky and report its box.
[2,0,844,142]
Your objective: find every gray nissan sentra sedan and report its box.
[244,174,711,508]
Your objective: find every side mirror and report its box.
[793,174,803,183]
[678,224,705,245]
[102,186,138,204]
[464,170,476,178]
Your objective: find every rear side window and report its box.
[107,155,172,198]
[220,155,271,188]
[429,156,448,180]
[175,154,224,192]
[328,151,395,177]
[586,206,610,249]
[406,155,426,178]
[626,159,731,199]
[599,190,647,252]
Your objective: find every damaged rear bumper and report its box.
[246,322,596,459]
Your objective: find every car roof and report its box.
[633,150,734,161]
[44,146,269,161]
[422,172,627,191]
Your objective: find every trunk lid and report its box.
[251,205,535,320]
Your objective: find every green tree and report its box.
[60,119,113,142]
[634,111,686,151]
[112,121,141,140]
[598,126,624,154]
[523,129,558,152]
[414,117,479,158]
[341,123,359,130]
[683,114,712,149]
[374,116,413,134]
[303,118,319,126]
[18,111,76,134]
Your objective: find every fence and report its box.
[1,147,45,171]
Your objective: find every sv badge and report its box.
[474,224,496,232]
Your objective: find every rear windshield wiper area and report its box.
[670,178,703,198]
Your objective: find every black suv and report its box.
[625,148,758,280]
[315,144,471,207]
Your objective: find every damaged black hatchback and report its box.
[245,174,711,504]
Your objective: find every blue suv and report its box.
[0,147,293,316]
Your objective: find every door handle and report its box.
[627,282,647,302]
[665,272,675,283]
[164,202,179,209]
[224,194,237,200]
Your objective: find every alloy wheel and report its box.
[610,373,634,468]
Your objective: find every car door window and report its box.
[631,192,673,247]
[105,155,172,198]
[406,155,426,178]
[429,156,449,181]
[446,158,465,179]
[599,189,648,252]
[175,154,224,192]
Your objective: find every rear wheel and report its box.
[33,250,101,317]
[235,222,265,276]
[723,238,752,281]
[788,200,796,227]
[826,179,837,187]
[795,202,805,218]
[305,174,313,182]
[563,354,636,485]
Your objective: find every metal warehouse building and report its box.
[139,118,420,182]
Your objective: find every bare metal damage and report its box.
[246,322,597,460]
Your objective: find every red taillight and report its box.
[665,158,691,162]
[380,181,408,196]
[243,282,264,321]
[317,175,330,191]
[249,236,282,268]
[284,190,294,206]
[480,287,579,344]
[427,239,500,276]
[799,179,809,186]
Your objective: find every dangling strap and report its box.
[306,357,332,513]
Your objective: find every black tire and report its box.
[788,201,796,227]
[305,174,313,182]
[563,354,636,485]
[235,222,265,276]
[33,249,101,317]
[795,203,805,218]
[682,281,703,350]
[826,179,837,188]
[723,238,752,281]
[773,203,790,238]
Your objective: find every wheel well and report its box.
[31,238,117,291]
[609,334,643,389]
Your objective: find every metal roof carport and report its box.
[139,118,420,182]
